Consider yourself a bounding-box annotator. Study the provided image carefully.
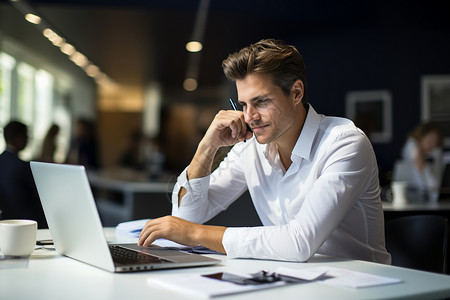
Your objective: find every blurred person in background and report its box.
[118,129,145,171]
[401,122,443,195]
[0,120,47,228]
[36,124,60,163]
[66,118,100,170]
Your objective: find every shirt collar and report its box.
[263,104,322,164]
[291,104,322,161]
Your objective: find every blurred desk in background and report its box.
[383,200,450,219]
[383,200,450,213]
[87,170,175,226]
[88,168,263,228]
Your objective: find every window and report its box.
[0,52,16,151]
[0,51,70,162]
[421,75,450,147]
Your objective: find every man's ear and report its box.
[291,79,304,106]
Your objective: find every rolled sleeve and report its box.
[171,166,212,223]
[171,144,249,225]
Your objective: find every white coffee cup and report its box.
[391,181,408,206]
[0,219,37,257]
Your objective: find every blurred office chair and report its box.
[439,163,450,200]
[385,215,448,274]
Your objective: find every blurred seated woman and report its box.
[400,122,443,198]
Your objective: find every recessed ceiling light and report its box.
[60,43,76,56]
[183,78,198,91]
[25,13,41,24]
[186,41,203,52]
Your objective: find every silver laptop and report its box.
[30,161,220,272]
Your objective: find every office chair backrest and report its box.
[385,215,448,274]
[440,163,450,200]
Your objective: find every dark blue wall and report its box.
[288,24,450,183]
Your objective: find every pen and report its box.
[229,98,238,111]
[229,99,251,142]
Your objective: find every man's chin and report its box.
[254,134,271,144]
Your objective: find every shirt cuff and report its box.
[222,227,247,258]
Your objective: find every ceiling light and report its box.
[95,73,114,87]
[186,41,203,52]
[85,65,100,77]
[9,0,115,87]
[183,78,198,91]
[70,52,88,67]
[60,43,76,56]
[25,13,41,24]
[43,28,55,38]
[43,28,65,46]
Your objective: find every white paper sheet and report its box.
[146,266,402,298]
[275,266,402,288]
[147,272,287,298]
[319,266,403,288]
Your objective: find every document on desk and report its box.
[115,219,221,254]
[272,266,402,288]
[147,266,402,298]
[324,267,402,288]
[285,266,403,288]
[115,218,150,237]
[147,271,287,298]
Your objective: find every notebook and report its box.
[30,161,220,272]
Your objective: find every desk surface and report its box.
[1,228,450,300]
[383,200,450,211]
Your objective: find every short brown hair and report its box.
[222,39,308,106]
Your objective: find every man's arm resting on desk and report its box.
[138,216,227,254]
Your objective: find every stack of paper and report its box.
[147,272,287,298]
[115,219,220,253]
[115,219,150,238]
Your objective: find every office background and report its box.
[1,0,449,185]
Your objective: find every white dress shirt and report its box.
[172,105,391,264]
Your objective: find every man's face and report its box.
[236,73,298,145]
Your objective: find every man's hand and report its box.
[177,110,252,207]
[137,216,227,253]
[203,110,253,150]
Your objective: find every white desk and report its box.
[1,228,450,300]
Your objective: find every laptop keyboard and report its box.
[109,245,173,265]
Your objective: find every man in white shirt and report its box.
[138,39,391,264]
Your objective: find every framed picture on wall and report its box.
[421,75,450,147]
[346,90,392,143]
